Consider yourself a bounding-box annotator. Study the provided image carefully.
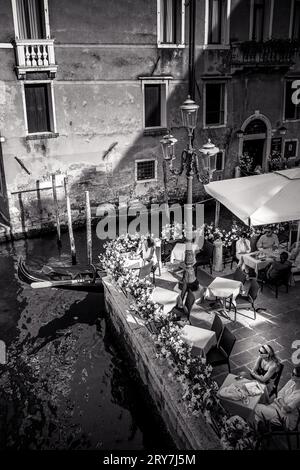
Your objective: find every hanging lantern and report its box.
[160,133,178,161]
[180,96,199,132]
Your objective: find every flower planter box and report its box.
[103,277,221,450]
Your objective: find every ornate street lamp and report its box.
[160,96,219,288]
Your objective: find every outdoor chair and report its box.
[132,261,155,284]
[258,408,300,450]
[224,266,247,284]
[206,326,236,373]
[233,278,261,320]
[210,313,224,345]
[259,267,292,298]
[171,289,196,323]
[223,240,238,270]
[194,240,214,275]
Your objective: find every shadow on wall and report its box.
[9,0,246,238]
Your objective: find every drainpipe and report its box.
[188,0,196,100]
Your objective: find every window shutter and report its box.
[145,84,161,128]
[25,84,50,133]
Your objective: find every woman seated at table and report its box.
[255,366,300,430]
[137,236,158,267]
[249,344,281,393]
[236,232,251,269]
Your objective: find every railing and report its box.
[230,41,298,67]
[15,39,56,69]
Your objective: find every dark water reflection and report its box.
[0,229,175,450]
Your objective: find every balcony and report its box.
[14,39,57,79]
[230,40,299,71]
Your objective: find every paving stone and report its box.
[231,350,256,367]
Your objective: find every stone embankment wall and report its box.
[103,278,221,450]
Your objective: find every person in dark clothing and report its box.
[266,251,292,281]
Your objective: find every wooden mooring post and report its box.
[51,174,62,247]
[64,176,76,265]
[85,191,92,264]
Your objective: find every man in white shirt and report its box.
[257,228,279,250]
[255,366,300,430]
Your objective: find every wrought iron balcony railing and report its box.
[230,40,299,68]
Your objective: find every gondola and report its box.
[18,257,105,293]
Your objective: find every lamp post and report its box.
[160,96,219,288]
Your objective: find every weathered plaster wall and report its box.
[0,0,300,237]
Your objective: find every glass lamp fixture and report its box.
[236,129,244,138]
[199,139,219,174]
[180,96,199,133]
[160,133,178,161]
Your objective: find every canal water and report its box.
[0,228,175,450]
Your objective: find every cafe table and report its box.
[151,286,179,315]
[218,373,267,422]
[242,249,286,275]
[205,277,242,320]
[180,324,217,357]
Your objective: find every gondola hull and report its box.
[18,258,105,293]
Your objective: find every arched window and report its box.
[244,119,267,135]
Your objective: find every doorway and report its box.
[242,139,265,171]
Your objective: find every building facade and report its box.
[0,0,299,238]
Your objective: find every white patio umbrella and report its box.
[204,168,300,246]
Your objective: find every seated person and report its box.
[257,228,279,251]
[137,236,158,267]
[249,344,281,396]
[236,232,251,269]
[265,251,292,282]
[290,242,300,273]
[255,366,300,430]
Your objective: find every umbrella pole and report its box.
[214,201,220,227]
[296,220,300,250]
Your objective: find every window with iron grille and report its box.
[135,160,157,182]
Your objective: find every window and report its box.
[284,80,300,121]
[204,82,226,127]
[13,0,48,39]
[251,0,265,41]
[141,79,169,130]
[135,160,157,182]
[24,82,56,134]
[157,0,185,47]
[215,151,225,171]
[145,84,161,128]
[284,139,298,159]
[208,0,224,44]
[292,0,300,40]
